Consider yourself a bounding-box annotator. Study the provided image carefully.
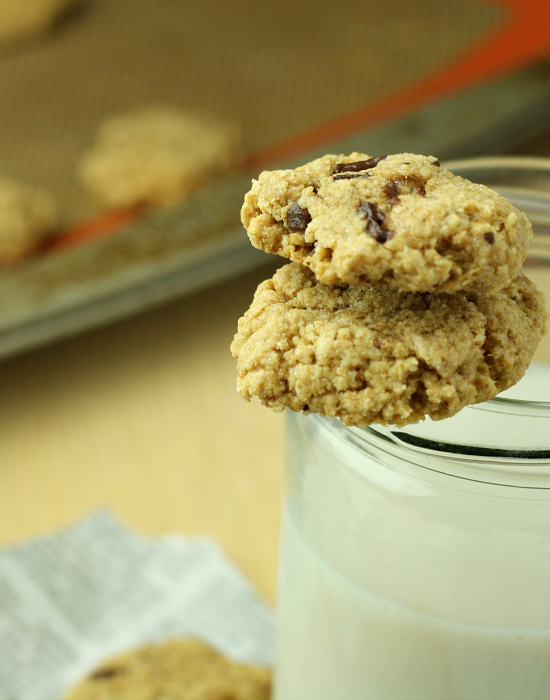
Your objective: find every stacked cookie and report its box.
[231,153,547,427]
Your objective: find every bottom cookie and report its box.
[61,638,271,700]
[231,262,546,427]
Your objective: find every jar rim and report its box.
[444,154,550,172]
[304,414,550,489]
[483,395,550,415]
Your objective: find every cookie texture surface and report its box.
[79,107,238,209]
[231,263,546,427]
[241,153,532,294]
[0,177,57,268]
[62,637,271,700]
[0,0,74,45]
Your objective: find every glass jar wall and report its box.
[274,158,550,700]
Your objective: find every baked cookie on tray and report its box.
[78,106,239,210]
[0,0,75,46]
[62,637,271,700]
[241,153,532,294]
[231,263,546,428]
[0,177,57,268]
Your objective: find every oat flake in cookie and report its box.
[241,153,533,294]
[231,263,546,428]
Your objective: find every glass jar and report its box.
[273,157,550,700]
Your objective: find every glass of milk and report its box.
[273,157,550,700]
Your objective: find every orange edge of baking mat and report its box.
[245,0,550,169]
[40,204,145,254]
[46,0,550,252]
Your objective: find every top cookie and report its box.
[241,153,532,293]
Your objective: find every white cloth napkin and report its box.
[0,510,274,700]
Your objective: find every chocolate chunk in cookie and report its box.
[241,152,533,294]
[358,201,393,243]
[231,263,546,428]
[286,202,311,231]
[332,156,387,174]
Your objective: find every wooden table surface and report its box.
[1,245,550,611]
[0,260,283,605]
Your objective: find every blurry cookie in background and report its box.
[0,178,58,268]
[61,637,272,700]
[0,0,78,46]
[78,107,240,211]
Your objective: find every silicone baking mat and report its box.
[1,0,550,358]
[0,0,503,225]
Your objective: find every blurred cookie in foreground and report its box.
[241,153,532,294]
[0,0,77,46]
[61,637,271,700]
[231,263,546,428]
[0,177,58,268]
[78,106,239,210]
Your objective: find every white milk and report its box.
[275,510,550,700]
[274,362,550,700]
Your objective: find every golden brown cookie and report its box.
[241,153,532,294]
[78,107,239,210]
[61,638,271,700]
[231,263,546,427]
[0,0,75,46]
[0,177,57,268]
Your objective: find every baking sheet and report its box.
[2,0,550,360]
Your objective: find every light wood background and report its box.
[0,260,284,605]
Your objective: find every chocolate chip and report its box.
[383,181,399,204]
[358,202,393,243]
[333,172,371,181]
[90,666,125,680]
[287,203,311,231]
[484,232,495,244]
[431,159,441,167]
[332,156,387,174]
[399,174,426,195]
